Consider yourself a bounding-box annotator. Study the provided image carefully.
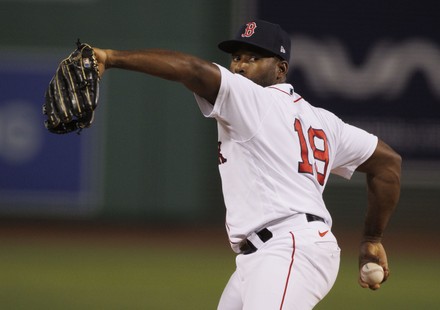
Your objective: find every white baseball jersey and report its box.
[195,64,377,252]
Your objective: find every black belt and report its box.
[239,213,325,255]
[305,213,325,223]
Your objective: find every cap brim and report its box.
[218,40,244,53]
[218,40,278,58]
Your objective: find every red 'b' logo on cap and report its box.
[241,22,257,37]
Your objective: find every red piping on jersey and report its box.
[268,86,291,96]
[279,232,296,309]
[268,86,303,103]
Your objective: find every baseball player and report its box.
[93,20,401,309]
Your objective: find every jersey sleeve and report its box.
[331,121,378,179]
[194,64,272,141]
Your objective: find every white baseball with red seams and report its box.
[361,263,385,285]
[195,64,378,309]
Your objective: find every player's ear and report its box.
[278,60,288,74]
[276,60,289,81]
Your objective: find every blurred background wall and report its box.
[0,0,233,224]
[0,0,439,233]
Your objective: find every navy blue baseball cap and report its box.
[218,20,291,62]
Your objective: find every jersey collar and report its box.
[267,83,294,96]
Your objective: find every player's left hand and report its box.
[43,41,100,134]
[92,47,108,77]
[358,241,389,290]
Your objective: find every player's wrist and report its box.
[362,224,385,243]
[103,49,115,69]
[360,235,383,244]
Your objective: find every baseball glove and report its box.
[43,40,100,134]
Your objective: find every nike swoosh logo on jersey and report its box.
[319,230,329,237]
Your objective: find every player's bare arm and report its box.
[93,48,221,104]
[355,139,402,290]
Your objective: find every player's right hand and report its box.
[358,241,389,290]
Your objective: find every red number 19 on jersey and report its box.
[294,118,329,186]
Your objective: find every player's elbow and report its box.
[390,150,402,178]
[368,146,402,196]
[183,59,221,104]
[382,150,401,190]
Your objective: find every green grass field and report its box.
[0,226,439,309]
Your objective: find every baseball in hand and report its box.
[361,263,384,285]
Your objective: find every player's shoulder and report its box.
[293,93,344,132]
[294,93,339,119]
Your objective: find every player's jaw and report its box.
[229,50,282,87]
[247,71,280,87]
